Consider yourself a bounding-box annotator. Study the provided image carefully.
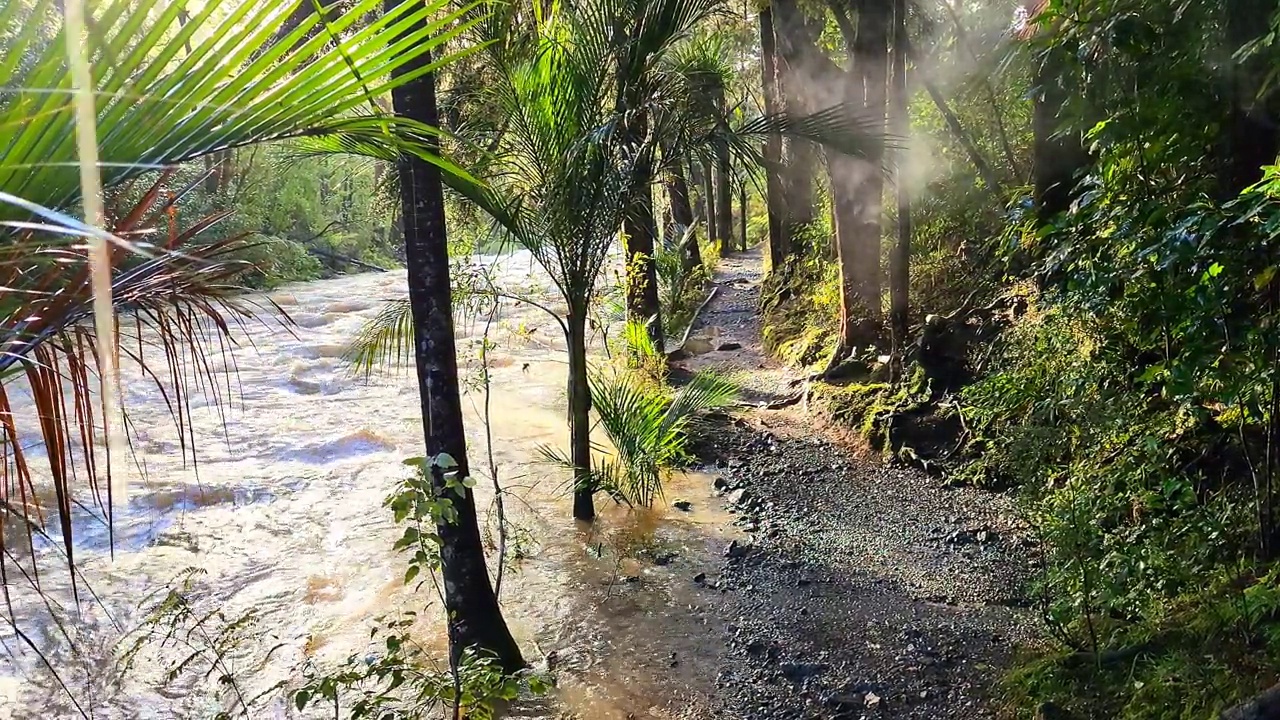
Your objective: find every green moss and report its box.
[759,257,840,370]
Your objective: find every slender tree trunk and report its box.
[689,157,708,237]
[759,6,789,270]
[387,31,523,671]
[712,88,734,254]
[618,100,665,352]
[714,155,733,253]
[921,76,1005,198]
[664,154,701,272]
[889,0,911,380]
[623,177,665,352]
[739,182,748,251]
[566,311,594,521]
[696,159,718,246]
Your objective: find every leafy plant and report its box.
[115,568,280,719]
[542,367,736,507]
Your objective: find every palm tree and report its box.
[0,0,479,646]
[545,366,737,507]
[385,0,525,671]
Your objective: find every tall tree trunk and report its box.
[759,6,789,271]
[387,34,523,671]
[739,182,748,252]
[615,8,665,355]
[566,311,594,521]
[772,0,819,242]
[712,87,734,254]
[618,94,664,352]
[827,1,887,352]
[689,158,708,238]
[851,1,889,330]
[664,152,702,272]
[696,159,718,246]
[623,175,665,352]
[889,0,911,380]
[1221,0,1280,198]
[714,153,733,253]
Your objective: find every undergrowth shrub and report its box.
[962,299,1278,718]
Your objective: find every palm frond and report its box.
[0,186,277,617]
[583,366,736,507]
[343,298,414,380]
[0,0,483,656]
[0,0,479,221]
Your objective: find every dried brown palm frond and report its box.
[0,174,275,616]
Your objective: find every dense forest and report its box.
[4,0,1280,718]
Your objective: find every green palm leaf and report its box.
[0,0,481,221]
[585,367,736,507]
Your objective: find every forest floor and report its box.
[672,247,1037,719]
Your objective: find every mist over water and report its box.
[0,251,734,719]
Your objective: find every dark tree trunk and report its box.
[759,6,789,270]
[1221,0,1280,198]
[888,0,911,380]
[688,158,708,237]
[714,154,733,253]
[851,0,888,328]
[615,8,665,354]
[566,312,594,521]
[623,175,665,352]
[664,153,701,271]
[712,87,734,254]
[1032,48,1087,220]
[386,27,523,671]
[826,1,887,351]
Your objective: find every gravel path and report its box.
[673,247,799,406]
[673,248,1035,719]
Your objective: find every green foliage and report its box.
[293,627,548,720]
[541,366,737,507]
[760,239,841,368]
[655,228,712,337]
[290,454,549,718]
[389,453,476,581]
[0,0,482,649]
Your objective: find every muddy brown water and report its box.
[0,252,737,719]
